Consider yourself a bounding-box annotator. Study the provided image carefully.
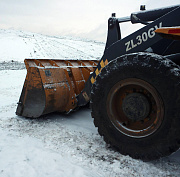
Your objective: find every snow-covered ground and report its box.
[0,29,180,177]
[0,29,104,62]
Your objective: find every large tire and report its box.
[91,52,180,161]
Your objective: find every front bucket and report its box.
[16,59,98,118]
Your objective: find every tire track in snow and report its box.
[0,108,180,177]
[20,32,104,59]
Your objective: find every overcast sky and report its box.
[0,0,179,41]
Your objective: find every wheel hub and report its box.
[106,78,164,138]
[122,93,150,121]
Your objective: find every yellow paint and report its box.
[91,76,95,84]
[90,59,109,84]
[105,59,108,65]
[95,68,100,76]
[100,60,105,68]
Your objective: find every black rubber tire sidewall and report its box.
[91,53,180,161]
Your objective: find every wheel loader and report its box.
[16,5,180,161]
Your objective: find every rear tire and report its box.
[91,52,180,161]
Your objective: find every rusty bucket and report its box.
[16,59,98,118]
